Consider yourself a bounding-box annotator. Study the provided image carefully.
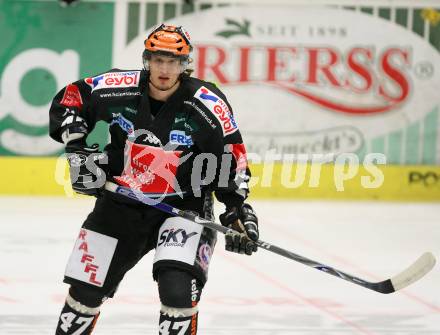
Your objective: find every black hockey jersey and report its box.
[49,69,250,208]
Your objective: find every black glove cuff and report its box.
[219,208,239,227]
[65,138,88,153]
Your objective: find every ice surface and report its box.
[0,196,439,334]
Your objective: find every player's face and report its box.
[148,54,183,91]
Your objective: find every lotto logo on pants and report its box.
[65,229,118,287]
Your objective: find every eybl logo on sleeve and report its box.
[194,86,238,136]
[85,71,140,92]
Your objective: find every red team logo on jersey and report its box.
[114,141,183,195]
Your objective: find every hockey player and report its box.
[49,24,259,334]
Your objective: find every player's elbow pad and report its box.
[61,114,88,144]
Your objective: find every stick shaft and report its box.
[105,182,434,294]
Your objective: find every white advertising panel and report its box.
[119,5,440,164]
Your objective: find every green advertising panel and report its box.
[1,1,440,165]
[0,1,113,155]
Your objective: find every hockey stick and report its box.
[104,181,436,294]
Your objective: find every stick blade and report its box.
[390,252,436,292]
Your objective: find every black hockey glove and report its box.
[219,203,259,255]
[65,139,107,196]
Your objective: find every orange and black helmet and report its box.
[143,24,192,60]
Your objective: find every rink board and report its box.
[1,157,439,201]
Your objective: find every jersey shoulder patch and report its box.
[193,86,238,136]
[84,69,141,92]
[60,84,83,109]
